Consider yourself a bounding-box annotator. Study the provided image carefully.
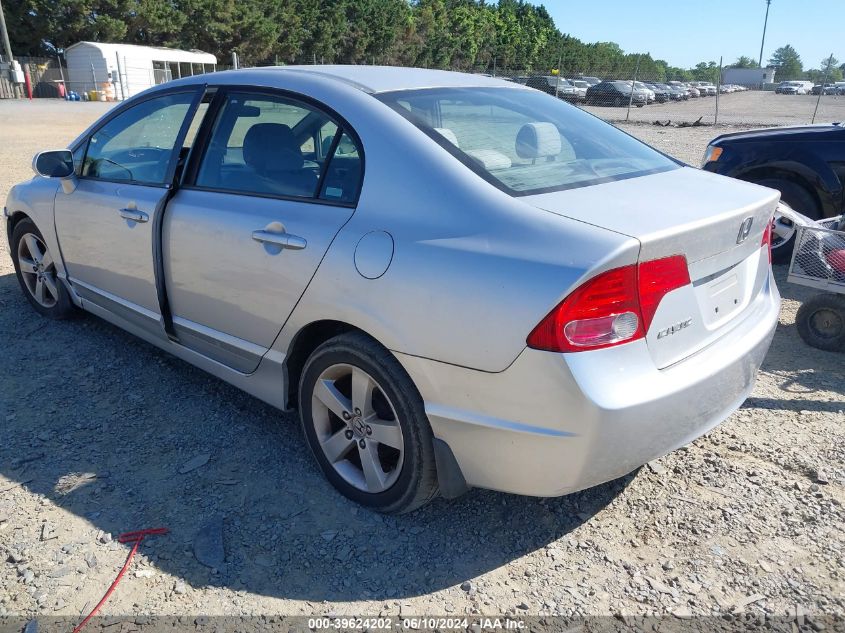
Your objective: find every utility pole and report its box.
[758,0,772,69]
[0,0,20,98]
[0,0,14,64]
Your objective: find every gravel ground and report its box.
[584,89,845,126]
[0,98,843,623]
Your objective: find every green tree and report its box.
[691,61,719,82]
[819,55,843,82]
[4,0,132,54]
[729,56,758,69]
[768,44,803,80]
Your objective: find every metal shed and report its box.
[64,42,217,99]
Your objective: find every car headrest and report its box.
[515,122,561,159]
[434,127,460,148]
[243,123,304,173]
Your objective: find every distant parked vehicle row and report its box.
[810,82,845,95]
[775,80,815,95]
[518,74,748,107]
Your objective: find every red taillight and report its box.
[761,219,773,264]
[639,255,691,330]
[527,255,691,353]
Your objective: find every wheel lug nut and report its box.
[344,429,353,440]
[342,411,351,420]
[354,408,361,415]
[358,439,366,448]
[366,426,372,435]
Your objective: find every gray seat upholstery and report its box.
[225,122,316,197]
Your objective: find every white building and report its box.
[722,66,777,88]
[64,41,217,99]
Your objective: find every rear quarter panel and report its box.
[276,95,639,373]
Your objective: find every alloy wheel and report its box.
[310,363,405,493]
[771,214,797,251]
[17,233,58,308]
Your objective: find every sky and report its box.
[539,0,842,70]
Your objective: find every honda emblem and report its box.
[736,217,754,244]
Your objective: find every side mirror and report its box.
[32,150,74,179]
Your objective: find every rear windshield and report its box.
[376,87,678,196]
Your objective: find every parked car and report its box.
[703,122,845,263]
[569,79,590,101]
[7,66,779,513]
[645,83,671,103]
[579,76,602,86]
[811,84,838,95]
[585,80,648,107]
[671,82,700,98]
[526,75,579,102]
[666,84,689,100]
[633,81,656,103]
[776,81,812,95]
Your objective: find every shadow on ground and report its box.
[746,266,845,403]
[0,271,632,603]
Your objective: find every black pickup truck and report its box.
[703,123,845,263]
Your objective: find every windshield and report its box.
[376,87,679,196]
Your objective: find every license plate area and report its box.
[699,270,746,328]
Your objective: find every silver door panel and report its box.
[72,279,164,337]
[54,178,169,318]
[163,189,353,372]
[171,316,265,374]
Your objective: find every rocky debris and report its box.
[179,453,211,475]
[193,516,225,569]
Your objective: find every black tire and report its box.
[298,331,439,513]
[613,95,623,107]
[756,179,820,265]
[796,293,845,352]
[11,217,75,318]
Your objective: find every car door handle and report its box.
[119,208,149,223]
[251,229,307,250]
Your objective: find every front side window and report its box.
[82,92,196,185]
[377,87,678,196]
[194,92,361,202]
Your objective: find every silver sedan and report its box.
[5,67,780,513]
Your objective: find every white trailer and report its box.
[64,41,217,99]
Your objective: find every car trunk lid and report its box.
[525,167,778,368]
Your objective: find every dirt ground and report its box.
[583,88,845,126]
[0,97,843,623]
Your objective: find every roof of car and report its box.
[235,65,521,94]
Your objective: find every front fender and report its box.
[5,177,66,278]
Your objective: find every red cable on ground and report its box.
[71,528,169,633]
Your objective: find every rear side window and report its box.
[194,92,362,203]
[378,87,678,196]
[320,132,361,204]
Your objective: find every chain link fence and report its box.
[5,55,845,129]
[482,67,845,128]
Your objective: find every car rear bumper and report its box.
[395,271,779,497]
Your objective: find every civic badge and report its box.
[736,217,754,244]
